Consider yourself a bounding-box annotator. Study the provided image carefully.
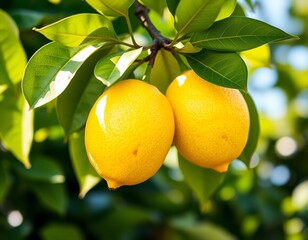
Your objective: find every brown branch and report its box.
[134,1,172,66]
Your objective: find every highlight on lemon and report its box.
[85,80,175,189]
[166,70,250,173]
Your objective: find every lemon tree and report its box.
[2,0,296,210]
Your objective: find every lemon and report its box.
[166,70,250,173]
[85,80,174,189]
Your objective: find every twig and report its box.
[134,1,172,66]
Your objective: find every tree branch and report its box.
[134,1,172,66]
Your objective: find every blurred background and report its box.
[0,0,307,239]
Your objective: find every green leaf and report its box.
[94,47,143,86]
[178,154,224,209]
[186,50,248,90]
[56,49,107,136]
[170,219,237,240]
[10,9,46,30]
[215,0,237,21]
[0,160,11,201]
[238,92,260,167]
[41,223,85,240]
[69,130,101,198]
[0,9,27,85]
[12,155,65,183]
[35,13,117,47]
[191,17,297,52]
[150,49,181,93]
[140,0,167,15]
[0,89,34,168]
[31,182,67,215]
[166,0,180,16]
[22,41,103,109]
[174,0,224,38]
[86,0,134,17]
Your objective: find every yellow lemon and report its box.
[85,80,174,189]
[166,70,250,173]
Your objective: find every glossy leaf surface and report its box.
[186,50,248,90]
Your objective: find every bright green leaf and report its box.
[22,41,103,109]
[186,50,248,90]
[174,42,202,53]
[41,223,85,240]
[215,0,237,21]
[140,0,166,15]
[86,0,134,17]
[238,92,260,167]
[56,49,107,136]
[13,155,65,183]
[69,130,101,198]
[191,17,297,52]
[95,47,143,86]
[0,9,27,85]
[0,160,11,201]
[150,48,181,93]
[31,182,67,215]
[0,89,34,168]
[35,13,117,47]
[178,154,224,209]
[174,0,224,38]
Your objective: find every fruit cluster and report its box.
[85,70,250,189]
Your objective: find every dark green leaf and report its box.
[179,154,224,209]
[166,0,180,16]
[94,47,143,86]
[0,160,11,201]
[56,49,107,136]
[0,89,34,168]
[186,49,248,90]
[191,17,297,52]
[0,9,27,85]
[13,155,65,183]
[31,182,67,215]
[86,0,134,17]
[10,9,46,30]
[22,41,103,109]
[150,49,181,93]
[35,13,117,47]
[69,130,101,198]
[40,223,85,240]
[238,92,260,167]
[174,0,224,38]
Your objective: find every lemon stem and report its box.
[135,1,172,66]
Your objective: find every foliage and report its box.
[0,0,307,239]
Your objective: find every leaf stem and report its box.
[125,15,139,47]
[134,1,172,66]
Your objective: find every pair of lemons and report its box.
[85,70,250,189]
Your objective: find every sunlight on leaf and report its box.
[241,44,271,72]
[95,47,143,86]
[215,0,237,21]
[0,9,27,84]
[86,0,134,17]
[22,42,103,109]
[35,13,117,47]
[0,90,33,168]
[174,0,224,38]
